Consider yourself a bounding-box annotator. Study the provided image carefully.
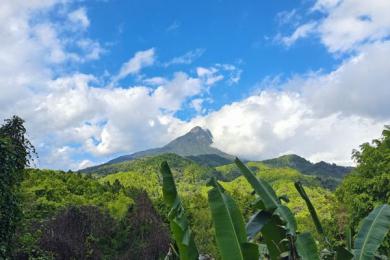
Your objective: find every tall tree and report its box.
[0,116,35,258]
[336,126,390,255]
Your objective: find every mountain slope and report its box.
[81,126,234,172]
[81,153,223,181]
[118,126,233,161]
[261,154,353,179]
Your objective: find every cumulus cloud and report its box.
[190,92,385,165]
[68,7,90,29]
[278,0,390,53]
[113,48,155,82]
[1,0,388,170]
[300,41,390,119]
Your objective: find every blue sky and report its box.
[81,0,335,116]
[1,0,389,169]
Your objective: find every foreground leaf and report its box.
[296,232,320,260]
[335,246,353,260]
[246,210,272,240]
[261,215,289,260]
[208,178,259,260]
[354,204,390,260]
[294,181,324,235]
[160,161,199,260]
[275,205,297,236]
[235,158,279,210]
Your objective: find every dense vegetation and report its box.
[1,116,389,259]
[161,158,390,259]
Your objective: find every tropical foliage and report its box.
[161,159,390,260]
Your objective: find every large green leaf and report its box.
[235,158,279,210]
[160,161,199,260]
[161,161,178,207]
[346,226,352,251]
[354,204,390,260]
[294,181,324,235]
[296,232,320,260]
[246,210,272,240]
[170,218,199,260]
[275,205,297,236]
[208,178,259,260]
[335,246,353,260]
[261,215,289,260]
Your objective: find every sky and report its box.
[1,0,389,170]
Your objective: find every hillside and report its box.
[81,153,223,181]
[186,153,233,167]
[262,154,353,179]
[97,159,336,256]
[81,128,352,184]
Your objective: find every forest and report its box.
[1,116,389,259]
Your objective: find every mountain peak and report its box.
[186,126,213,141]
[165,126,213,149]
[98,126,233,166]
[189,126,207,133]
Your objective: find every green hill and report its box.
[262,154,353,179]
[186,153,233,167]
[81,153,223,181]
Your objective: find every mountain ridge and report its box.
[80,127,353,182]
[81,126,234,172]
[261,154,353,179]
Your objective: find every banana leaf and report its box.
[246,210,272,240]
[354,204,390,260]
[335,246,353,260]
[235,158,279,210]
[261,215,289,260]
[160,161,199,260]
[296,232,320,260]
[275,205,297,236]
[294,181,324,235]
[208,178,259,260]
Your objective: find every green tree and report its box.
[0,116,35,258]
[336,126,390,255]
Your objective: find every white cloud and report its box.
[191,98,204,113]
[166,20,180,32]
[113,48,155,82]
[143,76,168,86]
[189,39,390,165]
[278,0,390,53]
[1,0,388,170]
[196,64,242,86]
[276,9,300,26]
[279,22,317,46]
[317,0,390,53]
[304,42,390,119]
[190,92,385,165]
[196,67,224,85]
[68,7,90,29]
[163,48,205,67]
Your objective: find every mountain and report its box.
[80,126,234,173]
[80,153,223,181]
[107,126,233,164]
[186,154,233,167]
[261,154,353,179]
[80,128,353,187]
